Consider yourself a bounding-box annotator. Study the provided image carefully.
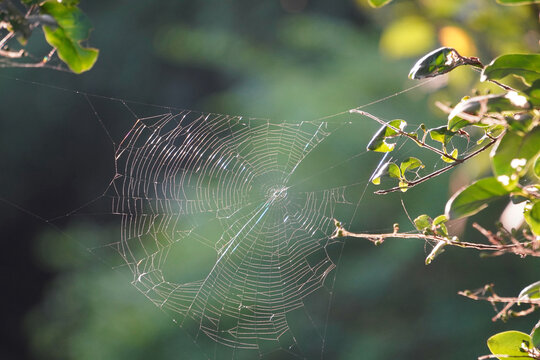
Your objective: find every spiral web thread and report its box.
[109,109,358,356]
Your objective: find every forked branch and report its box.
[332,220,540,258]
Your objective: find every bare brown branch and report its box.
[332,221,538,258]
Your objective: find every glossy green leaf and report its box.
[481,54,540,86]
[41,2,98,73]
[400,157,424,175]
[429,126,456,145]
[496,0,540,6]
[523,201,540,236]
[408,47,479,79]
[445,177,511,219]
[491,126,540,177]
[487,331,533,360]
[368,0,393,7]
[518,281,540,301]
[366,119,406,153]
[414,214,432,231]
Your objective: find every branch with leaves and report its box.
[343,25,539,360]
[0,0,98,73]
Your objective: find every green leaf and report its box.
[408,47,478,79]
[414,214,432,231]
[496,0,540,5]
[445,177,511,219]
[534,156,540,179]
[400,157,424,175]
[491,126,540,177]
[523,201,540,236]
[371,161,400,185]
[487,331,533,360]
[518,281,540,301]
[481,54,540,86]
[433,215,448,226]
[524,80,540,106]
[429,126,456,145]
[388,163,401,179]
[367,0,393,7]
[366,119,406,153]
[532,323,540,350]
[448,117,471,132]
[41,2,98,73]
[441,148,458,163]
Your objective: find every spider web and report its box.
[86,79,479,359]
[109,109,358,358]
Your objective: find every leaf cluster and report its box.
[0,0,98,73]
[361,1,540,357]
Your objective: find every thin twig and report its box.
[350,109,460,162]
[459,283,540,323]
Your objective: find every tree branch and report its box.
[373,136,498,194]
[331,221,538,258]
[350,109,461,162]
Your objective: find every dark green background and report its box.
[0,1,538,359]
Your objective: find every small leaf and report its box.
[445,177,511,219]
[523,201,540,236]
[487,331,532,360]
[481,54,540,86]
[388,163,401,179]
[441,148,458,163]
[491,126,540,177]
[41,2,99,73]
[433,215,448,226]
[429,126,456,145]
[367,0,393,7]
[448,117,471,132]
[400,157,424,175]
[371,162,399,184]
[534,156,540,179]
[366,119,407,153]
[518,281,540,301]
[436,223,448,237]
[532,323,540,350]
[409,47,476,79]
[414,214,432,231]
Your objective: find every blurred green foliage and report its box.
[0,1,538,360]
